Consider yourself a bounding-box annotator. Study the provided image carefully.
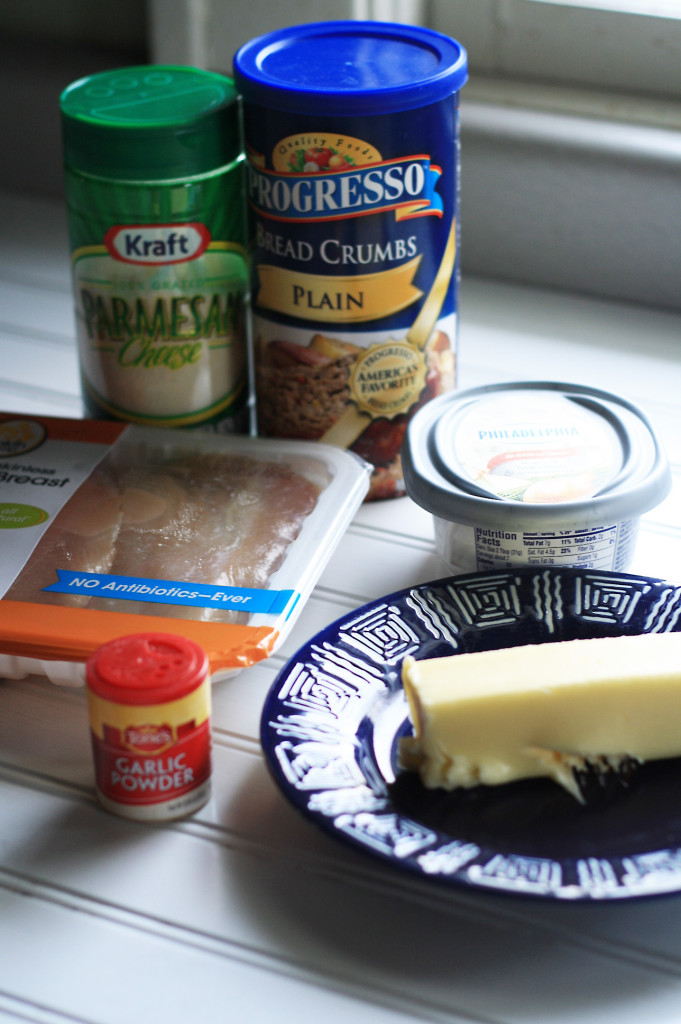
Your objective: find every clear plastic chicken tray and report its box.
[0,412,370,685]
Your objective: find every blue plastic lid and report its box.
[233,21,468,115]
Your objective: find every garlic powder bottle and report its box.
[86,632,212,820]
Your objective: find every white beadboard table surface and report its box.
[2,187,681,1024]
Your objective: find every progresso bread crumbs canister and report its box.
[234,22,468,499]
[86,633,211,820]
[60,66,250,432]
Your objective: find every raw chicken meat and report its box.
[6,466,122,607]
[6,435,321,624]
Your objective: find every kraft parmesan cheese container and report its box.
[86,633,212,820]
[233,22,468,500]
[402,381,671,573]
[60,66,250,432]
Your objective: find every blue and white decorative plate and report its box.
[260,568,681,901]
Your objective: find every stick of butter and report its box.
[400,633,681,801]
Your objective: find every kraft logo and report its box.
[104,223,211,265]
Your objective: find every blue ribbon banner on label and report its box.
[250,158,443,223]
[44,570,296,615]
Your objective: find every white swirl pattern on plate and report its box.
[261,568,681,901]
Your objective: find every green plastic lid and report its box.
[60,65,241,181]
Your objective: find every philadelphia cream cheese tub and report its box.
[402,381,671,574]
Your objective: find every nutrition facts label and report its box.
[474,520,638,572]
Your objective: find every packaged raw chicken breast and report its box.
[0,412,370,684]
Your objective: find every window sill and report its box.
[460,77,681,311]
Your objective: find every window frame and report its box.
[427,0,681,101]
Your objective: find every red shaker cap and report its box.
[86,633,209,705]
